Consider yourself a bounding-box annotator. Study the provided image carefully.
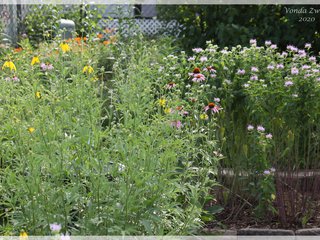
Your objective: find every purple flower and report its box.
[287,45,298,52]
[192,48,203,53]
[298,50,306,57]
[281,52,288,57]
[236,69,246,75]
[267,65,275,70]
[276,64,284,69]
[247,125,254,131]
[263,170,271,175]
[40,63,47,71]
[266,133,273,139]
[165,82,176,89]
[200,56,208,62]
[291,67,299,75]
[305,43,312,49]
[214,97,220,103]
[250,75,258,81]
[251,66,259,72]
[309,56,316,62]
[243,83,250,88]
[265,40,272,46]
[204,102,221,113]
[171,120,182,129]
[60,234,71,240]
[257,125,265,132]
[12,76,20,82]
[285,81,294,87]
[250,39,257,46]
[50,223,62,232]
[302,65,311,70]
[270,44,277,49]
[187,56,195,61]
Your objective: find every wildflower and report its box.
[41,63,54,71]
[14,47,23,53]
[165,82,176,89]
[35,91,41,99]
[60,42,70,53]
[164,108,172,114]
[291,67,299,75]
[236,69,246,75]
[267,64,274,70]
[305,43,312,49]
[287,45,298,52]
[270,44,277,49]
[12,76,20,82]
[103,40,111,45]
[263,170,271,175]
[50,223,62,232]
[193,67,201,74]
[83,66,94,74]
[192,48,203,53]
[257,125,265,132]
[2,60,16,71]
[171,120,182,129]
[187,56,195,61]
[200,56,208,62]
[200,113,209,120]
[302,65,311,70]
[60,233,71,240]
[192,73,206,82]
[97,33,103,39]
[205,66,216,73]
[158,98,166,107]
[281,52,288,57]
[204,102,220,113]
[20,231,28,240]
[247,125,254,131]
[292,94,298,98]
[265,40,272,46]
[243,83,250,88]
[285,81,294,87]
[31,56,40,65]
[27,127,35,134]
[251,66,259,72]
[266,133,273,139]
[250,39,257,46]
[276,64,284,69]
[250,75,258,81]
[309,56,316,62]
[214,97,220,103]
[270,167,276,172]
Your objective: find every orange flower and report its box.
[103,40,110,45]
[97,33,103,39]
[14,47,23,53]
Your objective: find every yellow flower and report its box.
[35,91,41,99]
[27,127,35,134]
[20,231,28,240]
[158,98,166,107]
[200,113,209,120]
[164,108,171,114]
[31,56,40,65]
[2,60,16,71]
[83,65,94,74]
[60,42,70,53]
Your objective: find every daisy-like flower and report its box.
[250,75,258,81]
[35,91,41,99]
[20,231,28,240]
[165,82,176,89]
[266,133,273,139]
[285,81,294,87]
[158,98,166,107]
[257,125,265,132]
[27,127,35,134]
[50,223,62,232]
[60,42,70,53]
[291,67,299,75]
[193,67,201,74]
[204,102,220,113]
[192,73,206,82]
[236,69,246,75]
[247,124,254,131]
[31,56,40,65]
[2,60,16,71]
[83,66,94,74]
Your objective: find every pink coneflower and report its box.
[266,133,273,139]
[165,82,176,89]
[291,67,299,75]
[257,125,265,132]
[237,69,246,75]
[204,102,220,113]
[193,67,201,74]
[251,66,259,72]
[204,66,216,73]
[171,120,182,129]
[192,73,206,82]
[12,76,20,82]
[247,125,254,131]
[285,81,294,87]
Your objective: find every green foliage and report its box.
[157,5,320,53]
